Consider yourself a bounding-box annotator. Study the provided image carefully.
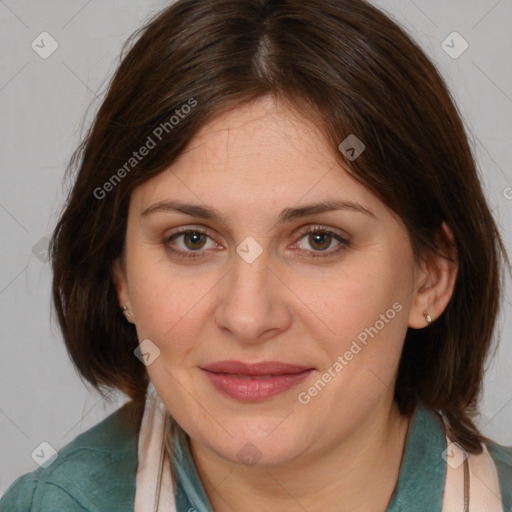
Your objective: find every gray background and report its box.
[0,0,511,495]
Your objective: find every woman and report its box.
[1,0,510,510]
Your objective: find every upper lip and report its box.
[201,360,313,376]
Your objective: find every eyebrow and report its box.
[140,199,376,225]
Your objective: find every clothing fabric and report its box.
[134,383,175,511]
[1,397,511,511]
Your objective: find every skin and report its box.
[113,95,458,511]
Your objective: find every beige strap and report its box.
[442,436,503,511]
[134,384,176,512]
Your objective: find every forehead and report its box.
[130,96,385,221]
[180,96,334,172]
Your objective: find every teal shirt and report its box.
[1,402,511,511]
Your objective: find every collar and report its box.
[386,402,447,511]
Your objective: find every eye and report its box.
[164,227,219,259]
[163,225,351,260]
[293,226,350,258]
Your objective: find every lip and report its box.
[202,360,313,375]
[200,360,314,401]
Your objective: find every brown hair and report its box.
[50,0,509,453]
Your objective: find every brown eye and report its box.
[307,232,333,251]
[164,228,218,259]
[181,231,208,250]
[294,227,350,258]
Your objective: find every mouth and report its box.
[200,361,315,401]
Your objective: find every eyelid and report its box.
[293,224,350,242]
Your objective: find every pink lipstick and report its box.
[201,361,314,401]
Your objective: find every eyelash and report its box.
[163,225,351,260]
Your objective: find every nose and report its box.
[213,250,293,345]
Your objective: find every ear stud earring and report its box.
[423,311,432,325]
[122,305,131,318]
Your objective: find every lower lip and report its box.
[201,369,314,401]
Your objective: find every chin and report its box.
[196,421,309,468]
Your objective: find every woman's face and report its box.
[114,96,432,466]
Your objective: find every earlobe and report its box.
[408,222,458,329]
[112,258,135,323]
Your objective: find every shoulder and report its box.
[0,401,142,512]
[487,439,512,509]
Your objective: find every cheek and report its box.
[128,261,223,362]
[315,259,403,340]
[306,252,411,392]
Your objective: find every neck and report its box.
[188,399,412,512]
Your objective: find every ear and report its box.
[112,257,135,323]
[408,222,458,329]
